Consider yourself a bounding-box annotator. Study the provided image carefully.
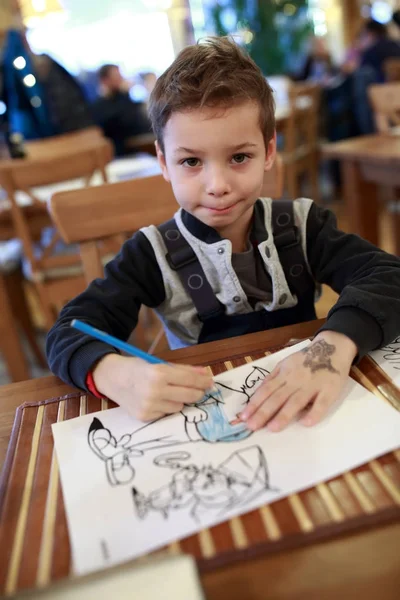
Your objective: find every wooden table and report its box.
[0,319,399,600]
[322,133,400,255]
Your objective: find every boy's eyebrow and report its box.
[174,142,258,155]
[174,147,199,155]
[230,142,258,151]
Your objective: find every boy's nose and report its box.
[205,169,231,197]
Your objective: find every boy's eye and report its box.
[182,157,200,167]
[232,153,249,164]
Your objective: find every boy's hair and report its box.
[148,37,275,153]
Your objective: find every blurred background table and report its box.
[322,132,400,254]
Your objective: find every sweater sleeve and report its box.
[305,202,400,357]
[46,231,166,390]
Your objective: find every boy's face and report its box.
[156,100,276,239]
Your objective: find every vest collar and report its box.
[180,199,268,245]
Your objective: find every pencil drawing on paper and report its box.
[131,446,276,523]
[379,336,400,370]
[87,364,271,486]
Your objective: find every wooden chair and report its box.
[125,133,157,156]
[281,82,321,202]
[0,138,114,329]
[0,267,47,382]
[24,126,106,160]
[262,153,284,198]
[49,174,177,351]
[368,82,400,133]
[49,158,284,352]
[383,58,400,83]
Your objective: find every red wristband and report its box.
[86,370,104,399]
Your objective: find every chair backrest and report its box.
[50,158,284,283]
[24,127,105,159]
[285,82,321,154]
[50,174,177,282]
[383,58,400,83]
[0,138,113,275]
[368,82,400,133]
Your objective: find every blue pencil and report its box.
[71,319,166,365]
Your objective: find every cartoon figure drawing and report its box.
[131,446,276,522]
[184,365,270,442]
[88,364,271,485]
[380,336,400,371]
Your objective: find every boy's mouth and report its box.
[205,202,238,214]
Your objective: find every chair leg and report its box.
[0,272,31,382]
[148,326,168,355]
[310,152,321,204]
[8,271,47,369]
[394,192,400,256]
[34,281,58,330]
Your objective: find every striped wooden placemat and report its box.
[0,351,399,597]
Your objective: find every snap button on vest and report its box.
[233,296,241,303]
[217,247,225,254]
[276,212,291,227]
[290,264,304,277]
[279,293,287,305]
[188,274,204,290]
[165,229,180,241]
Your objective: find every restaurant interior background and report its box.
[0,0,399,384]
[1,1,399,112]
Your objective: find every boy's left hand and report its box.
[240,331,357,432]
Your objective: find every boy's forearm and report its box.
[46,232,166,389]
[306,203,400,353]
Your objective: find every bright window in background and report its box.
[308,0,328,37]
[371,1,393,23]
[188,0,206,40]
[26,10,175,76]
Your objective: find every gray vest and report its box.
[141,197,314,349]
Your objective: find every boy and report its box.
[47,37,400,434]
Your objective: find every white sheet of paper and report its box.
[369,336,400,387]
[52,341,400,576]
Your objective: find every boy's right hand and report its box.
[92,354,213,421]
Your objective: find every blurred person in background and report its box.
[357,19,400,82]
[129,71,157,103]
[32,53,94,134]
[141,71,157,97]
[91,64,152,156]
[0,28,93,156]
[295,36,337,85]
[393,10,400,37]
[349,19,400,134]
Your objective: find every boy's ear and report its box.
[264,131,277,172]
[155,140,170,182]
